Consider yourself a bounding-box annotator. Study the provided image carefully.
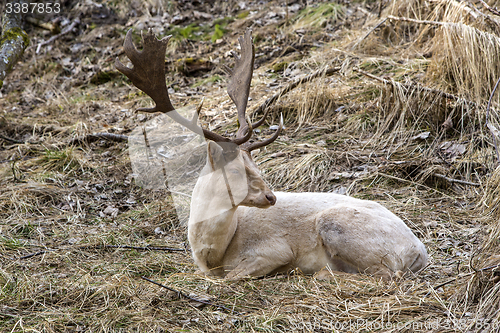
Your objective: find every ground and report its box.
[1,0,500,332]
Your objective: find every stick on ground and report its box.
[68,132,129,146]
[36,18,80,54]
[433,173,481,187]
[141,276,240,314]
[19,244,185,260]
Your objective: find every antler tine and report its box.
[250,107,270,129]
[190,98,204,125]
[116,29,231,143]
[244,114,283,152]
[227,29,255,145]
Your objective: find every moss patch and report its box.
[0,27,30,48]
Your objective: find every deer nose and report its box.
[265,193,276,205]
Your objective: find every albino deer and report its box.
[116,30,428,279]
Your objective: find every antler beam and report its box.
[115,29,282,150]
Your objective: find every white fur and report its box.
[188,145,428,279]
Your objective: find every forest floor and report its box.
[1,0,500,332]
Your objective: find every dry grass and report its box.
[429,22,500,102]
[1,0,500,331]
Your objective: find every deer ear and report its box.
[207,141,224,171]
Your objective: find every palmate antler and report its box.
[115,29,282,151]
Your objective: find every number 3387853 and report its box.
[6,2,61,14]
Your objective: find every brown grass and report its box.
[1,0,500,331]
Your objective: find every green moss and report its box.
[167,23,200,42]
[213,17,234,26]
[0,27,30,48]
[272,61,289,72]
[0,27,30,82]
[165,17,234,45]
[237,11,250,19]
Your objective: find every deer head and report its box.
[116,29,281,212]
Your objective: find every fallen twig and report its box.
[87,244,185,252]
[432,263,500,290]
[386,15,446,26]
[479,263,500,272]
[19,250,55,259]
[19,244,185,259]
[433,173,481,187]
[433,278,459,290]
[69,132,129,146]
[0,133,24,144]
[351,18,387,51]
[141,276,239,314]
[36,18,80,54]
[251,66,341,120]
[478,0,500,16]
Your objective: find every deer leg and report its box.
[316,206,403,279]
[225,246,294,280]
[225,257,284,280]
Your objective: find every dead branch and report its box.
[478,0,500,16]
[86,244,185,252]
[141,276,240,314]
[19,244,185,260]
[0,133,24,144]
[69,132,128,146]
[251,66,341,119]
[433,173,481,187]
[433,278,459,290]
[0,0,30,88]
[432,263,500,290]
[386,15,446,26]
[19,250,55,260]
[354,8,495,51]
[35,18,80,54]
[351,18,387,50]
[353,67,476,106]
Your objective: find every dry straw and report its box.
[430,22,500,103]
[3,0,500,330]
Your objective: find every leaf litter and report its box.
[1,0,500,331]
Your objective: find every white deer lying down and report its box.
[188,142,427,279]
[116,29,428,279]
